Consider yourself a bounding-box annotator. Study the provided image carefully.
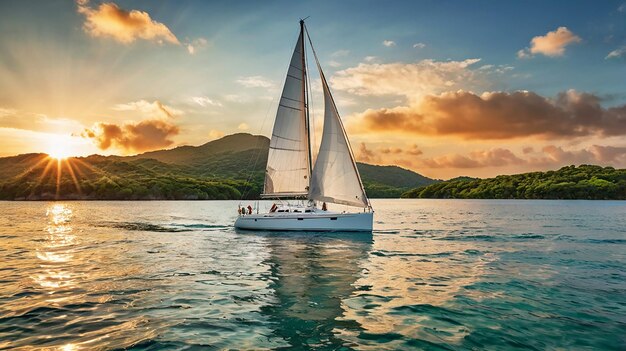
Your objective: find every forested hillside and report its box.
[402,165,626,200]
[0,134,436,200]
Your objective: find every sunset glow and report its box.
[45,135,83,160]
[0,1,625,178]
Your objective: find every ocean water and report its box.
[0,200,625,351]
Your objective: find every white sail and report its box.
[263,29,311,197]
[309,71,369,208]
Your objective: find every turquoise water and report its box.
[0,199,625,350]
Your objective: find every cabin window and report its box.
[277,210,286,212]
[297,218,303,221]
[293,210,301,213]
[330,217,337,220]
[305,209,311,213]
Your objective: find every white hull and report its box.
[234,211,373,232]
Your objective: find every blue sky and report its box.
[1,0,625,178]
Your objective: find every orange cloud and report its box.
[77,1,179,45]
[529,145,626,167]
[356,142,423,164]
[208,129,225,140]
[420,148,525,168]
[357,140,626,176]
[113,100,181,119]
[82,119,179,152]
[422,145,626,171]
[351,90,626,140]
[357,142,376,163]
[518,27,581,58]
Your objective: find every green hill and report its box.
[402,165,626,200]
[0,133,436,200]
[357,163,438,198]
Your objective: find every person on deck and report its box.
[270,203,277,213]
[322,202,327,211]
[247,205,253,214]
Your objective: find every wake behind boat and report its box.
[235,20,373,232]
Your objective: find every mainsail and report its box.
[263,26,311,197]
[308,41,369,208]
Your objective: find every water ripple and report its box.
[0,200,624,350]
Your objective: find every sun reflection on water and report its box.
[33,204,78,291]
[61,343,77,351]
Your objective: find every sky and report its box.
[0,0,625,179]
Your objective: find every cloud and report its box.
[516,49,531,59]
[328,60,342,68]
[82,119,179,152]
[530,145,594,165]
[589,145,626,163]
[382,40,396,47]
[331,50,350,57]
[406,144,423,155]
[606,46,626,59]
[357,143,377,163]
[413,43,426,49]
[518,27,581,58]
[236,76,274,89]
[331,58,482,101]
[113,100,181,119]
[191,96,222,107]
[237,123,249,130]
[416,145,626,170]
[0,107,17,118]
[619,3,626,12]
[356,142,423,164]
[528,145,626,167]
[480,64,514,74]
[77,1,180,45]
[380,147,403,154]
[351,90,626,140]
[364,56,377,62]
[208,129,225,140]
[0,108,85,134]
[357,140,626,172]
[421,148,525,168]
[186,37,208,55]
[334,96,357,107]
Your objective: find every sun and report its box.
[46,134,79,160]
[48,145,71,160]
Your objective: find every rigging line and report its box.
[286,74,303,81]
[240,96,276,200]
[277,103,303,111]
[304,25,316,170]
[280,96,302,104]
[271,134,300,142]
[300,19,313,185]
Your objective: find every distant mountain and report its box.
[128,133,271,181]
[402,165,626,200]
[0,133,436,200]
[357,163,438,198]
[129,133,269,167]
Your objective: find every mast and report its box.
[301,19,313,183]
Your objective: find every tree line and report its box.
[402,165,626,200]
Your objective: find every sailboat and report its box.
[234,20,373,232]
